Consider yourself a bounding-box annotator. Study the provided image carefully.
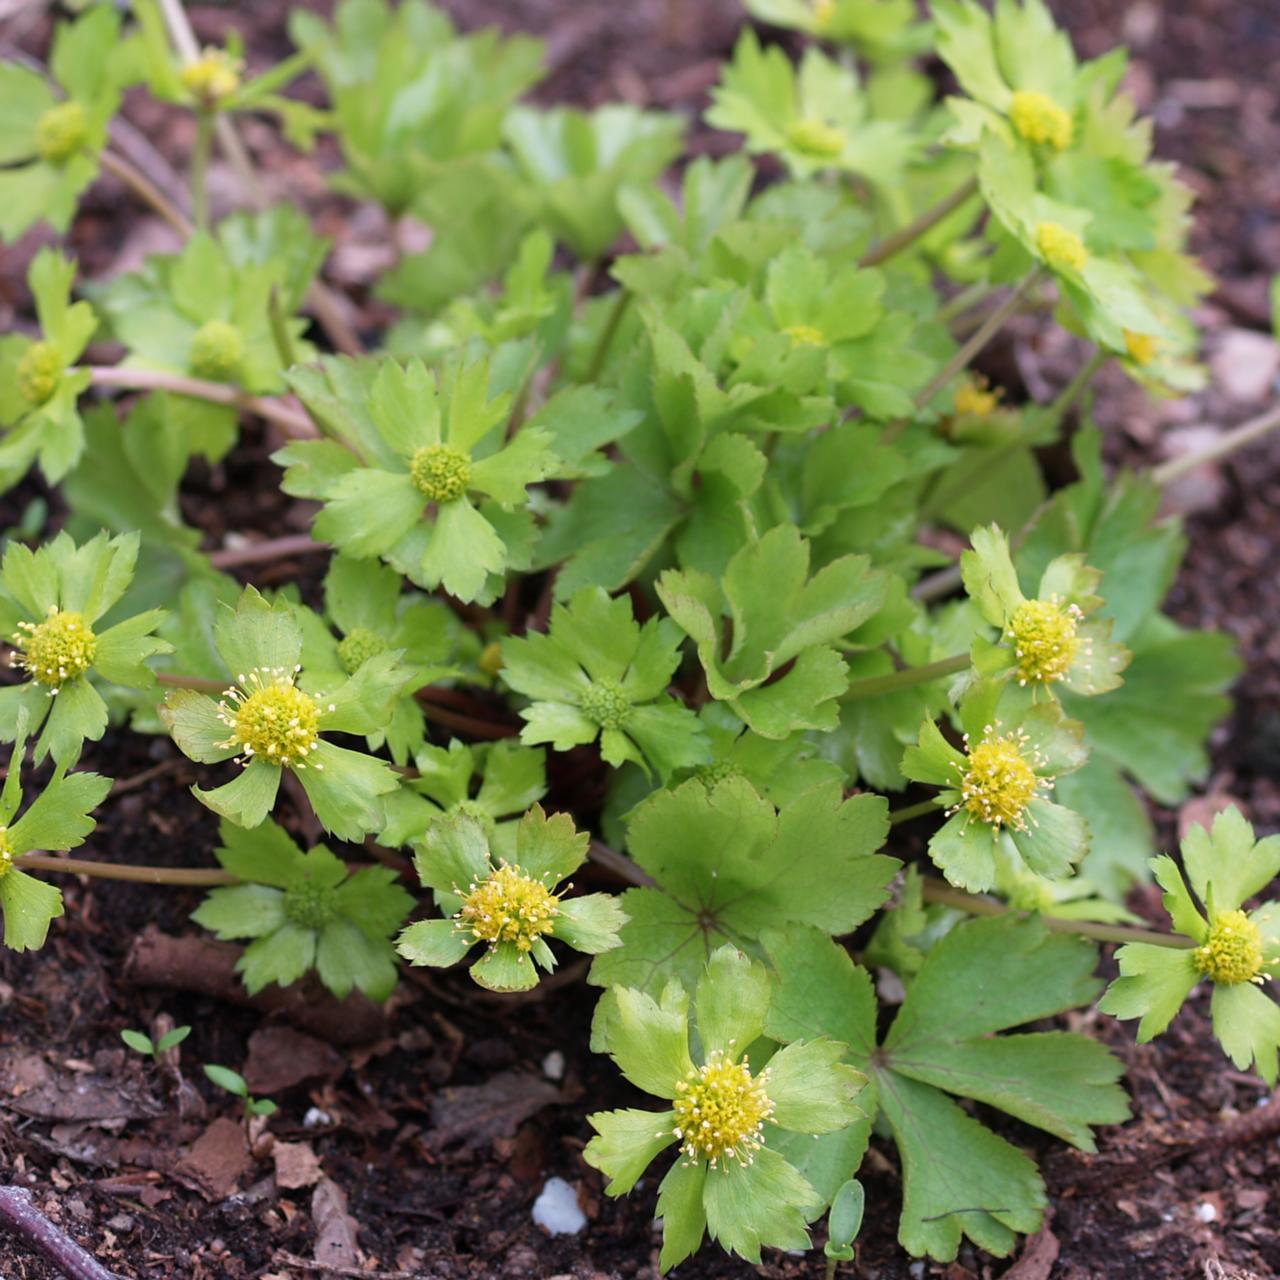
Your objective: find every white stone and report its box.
[532,1177,586,1236]
[1209,329,1280,405]
[1195,1201,1218,1223]
[542,1050,566,1081]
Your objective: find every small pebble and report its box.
[1195,1201,1218,1223]
[303,1107,331,1128]
[542,1050,565,1081]
[531,1177,586,1235]
[107,1213,135,1233]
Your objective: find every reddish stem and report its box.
[0,1185,121,1280]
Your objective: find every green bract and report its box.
[585,945,866,1270]
[1100,809,1280,1084]
[282,357,556,603]
[397,806,625,992]
[192,819,414,1002]
[0,250,97,492]
[0,6,124,241]
[501,586,709,781]
[0,713,110,951]
[159,586,401,839]
[0,532,169,766]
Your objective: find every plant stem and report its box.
[1152,400,1280,486]
[16,854,236,887]
[0,1185,120,1280]
[83,366,317,439]
[913,269,1043,410]
[267,285,298,369]
[919,877,1195,949]
[843,652,969,701]
[585,289,632,383]
[208,534,328,570]
[859,176,980,269]
[888,799,939,826]
[935,281,994,326]
[157,672,226,692]
[1038,348,1108,432]
[99,149,193,238]
[191,110,213,231]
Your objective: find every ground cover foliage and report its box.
[0,0,1276,1271]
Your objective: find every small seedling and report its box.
[121,1025,191,1063]
[202,1063,278,1137]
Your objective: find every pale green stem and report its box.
[859,176,980,269]
[191,110,213,231]
[842,652,970,701]
[1153,401,1280,486]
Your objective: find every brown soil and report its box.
[1,2,1278,1278]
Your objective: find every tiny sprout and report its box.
[1009,90,1073,150]
[11,608,97,693]
[785,117,846,159]
[189,320,245,382]
[16,342,62,407]
[35,101,87,165]
[1036,221,1088,273]
[409,443,472,503]
[182,49,242,109]
[203,1063,277,1133]
[1193,910,1264,986]
[122,1025,192,1062]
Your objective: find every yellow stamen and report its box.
[216,665,329,769]
[1007,596,1084,686]
[1009,90,1073,150]
[950,724,1048,832]
[672,1050,774,1169]
[458,863,560,953]
[1036,222,1088,273]
[410,444,471,504]
[1193,910,1264,986]
[11,608,96,692]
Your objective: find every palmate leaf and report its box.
[764,917,1128,1262]
[588,776,895,998]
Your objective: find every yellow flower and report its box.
[410,444,471,504]
[1123,330,1158,366]
[1009,90,1073,150]
[953,377,1001,418]
[951,724,1048,831]
[181,49,242,108]
[1036,221,1088,273]
[458,863,560,952]
[1006,596,1085,686]
[672,1049,774,1168]
[216,666,328,768]
[1193,910,1264,986]
[11,608,97,691]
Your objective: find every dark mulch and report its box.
[1,1,1278,1277]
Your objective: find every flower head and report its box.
[16,341,62,407]
[11,609,97,692]
[410,443,471,503]
[1123,330,1159,366]
[160,587,400,839]
[216,665,329,768]
[398,806,624,992]
[1036,221,1088,273]
[182,49,242,108]
[1007,596,1084,686]
[189,319,245,382]
[337,627,389,675]
[1100,808,1280,1084]
[35,101,87,165]
[585,946,865,1270]
[785,116,846,159]
[1009,90,1073,149]
[953,377,1001,419]
[951,722,1048,832]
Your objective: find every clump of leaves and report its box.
[193,818,415,1002]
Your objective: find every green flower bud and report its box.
[337,627,389,674]
[410,444,471,504]
[189,320,245,382]
[16,341,62,407]
[35,101,87,165]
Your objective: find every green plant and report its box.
[0,0,1273,1271]
[121,1024,192,1062]
[202,1063,279,1134]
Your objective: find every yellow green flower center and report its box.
[478,641,505,677]
[784,323,827,348]
[1193,910,1264,986]
[1007,596,1083,686]
[1124,330,1159,366]
[216,666,329,768]
[0,827,14,880]
[410,444,471,503]
[697,759,743,787]
[672,1050,774,1168]
[1009,90,1073,150]
[811,0,836,31]
[458,863,560,952]
[580,678,630,729]
[17,341,62,407]
[284,881,338,930]
[189,320,245,382]
[12,608,96,690]
[36,100,87,164]
[953,377,1000,418]
[181,50,242,108]
[1036,222,1088,273]
[337,626,388,674]
[785,117,846,160]
[953,725,1047,831]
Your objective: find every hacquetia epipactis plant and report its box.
[0,0,1272,1270]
